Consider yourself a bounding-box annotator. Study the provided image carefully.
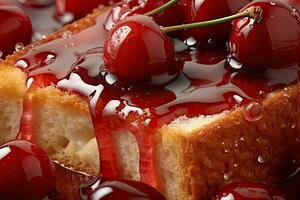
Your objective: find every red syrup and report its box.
[14,9,300,198]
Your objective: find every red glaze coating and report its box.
[215,182,287,200]
[0,4,32,57]
[183,0,251,44]
[103,15,178,85]
[7,4,300,199]
[0,140,55,200]
[80,177,166,200]
[16,9,300,192]
[104,0,184,30]
[228,0,300,70]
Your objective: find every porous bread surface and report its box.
[156,84,300,200]
[0,6,300,200]
[0,65,25,144]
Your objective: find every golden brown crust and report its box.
[157,84,300,200]
[31,86,90,115]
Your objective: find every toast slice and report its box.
[1,7,300,200]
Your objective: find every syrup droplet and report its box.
[291,8,298,17]
[62,31,73,39]
[56,12,74,24]
[184,37,197,46]
[234,141,239,148]
[259,90,266,98]
[240,136,246,142]
[224,149,229,154]
[208,38,215,45]
[0,51,3,60]
[243,102,264,122]
[270,1,276,6]
[223,171,233,181]
[44,54,56,65]
[15,43,25,52]
[220,193,234,200]
[257,155,266,163]
[227,57,243,70]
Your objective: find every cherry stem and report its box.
[144,0,178,16]
[161,6,263,33]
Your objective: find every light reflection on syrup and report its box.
[14,9,300,193]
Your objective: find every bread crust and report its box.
[156,84,300,200]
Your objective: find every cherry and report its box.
[80,177,166,200]
[17,0,53,7]
[55,0,120,23]
[104,0,184,31]
[228,0,300,71]
[0,4,32,57]
[0,140,55,200]
[215,182,287,200]
[103,15,179,85]
[183,0,251,44]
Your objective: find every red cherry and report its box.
[103,15,179,85]
[0,140,55,200]
[0,5,32,57]
[104,0,184,31]
[228,0,300,70]
[17,0,53,7]
[55,0,120,23]
[80,177,166,200]
[215,182,287,200]
[184,0,251,44]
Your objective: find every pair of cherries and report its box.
[103,0,300,85]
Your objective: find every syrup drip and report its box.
[15,8,300,194]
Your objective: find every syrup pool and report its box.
[7,2,300,199]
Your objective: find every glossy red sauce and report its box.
[5,1,300,199]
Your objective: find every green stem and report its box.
[144,0,178,16]
[161,6,263,33]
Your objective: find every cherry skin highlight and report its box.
[0,140,55,200]
[215,182,287,200]
[184,0,251,44]
[80,177,166,200]
[0,4,32,57]
[103,15,179,85]
[228,0,300,71]
[104,0,184,31]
